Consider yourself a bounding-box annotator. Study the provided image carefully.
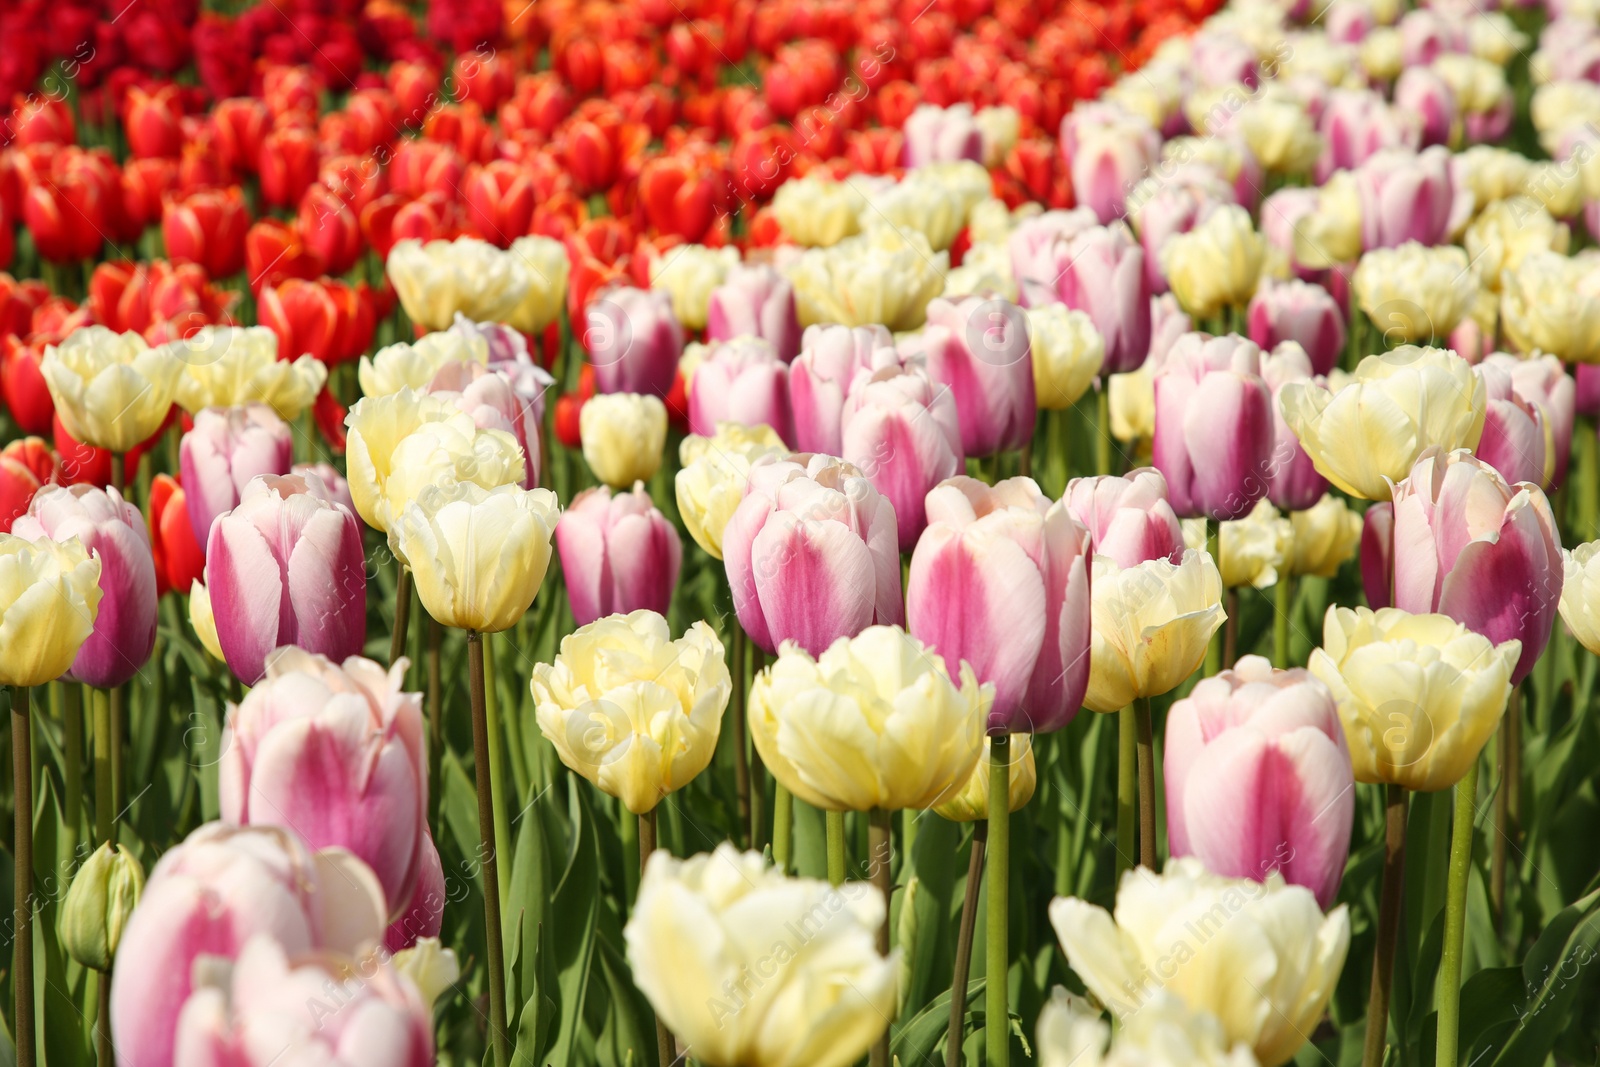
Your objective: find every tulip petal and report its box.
[207,517,283,685]
[752,516,877,658]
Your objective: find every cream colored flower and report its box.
[1501,250,1600,364]
[772,175,862,248]
[1037,988,1259,1067]
[1279,346,1487,500]
[976,106,1021,166]
[163,326,326,421]
[532,611,730,814]
[505,235,570,335]
[1352,243,1478,344]
[651,244,741,331]
[386,237,531,331]
[932,733,1036,822]
[42,326,183,452]
[624,843,896,1067]
[1108,369,1155,444]
[1288,494,1363,578]
[787,229,949,331]
[1029,305,1104,409]
[1162,205,1266,319]
[1216,499,1292,590]
[1359,27,1403,82]
[1532,81,1600,156]
[1309,606,1518,791]
[390,481,559,633]
[942,241,1018,302]
[748,626,988,812]
[863,172,968,253]
[1236,93,1323,175]
[188,579,224,660]
[1084,549,1226,713]
[1049,858,1349,1067]
[1559,541,1600,656]
[391,937,461,1011]
[1456,145,1532,208]
[381,414,526,543]
[1522,160,1586,220]
[674,422,787,559]
[1467,12,1528,66]
[1434,54,1510,128]
[1292,172,1363,271]
[358,330,490,398]
[0,534,101,687]
[581,392,667,489]
[1464,197,1570,293]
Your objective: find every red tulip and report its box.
[8,96,75,147]
[125,83,184,160]
[22,157,110,263]
[245,218,324,295]
[388,60,443,127]
[345,87,401,152]
[210,97,271,174]
[0,336,55,435]
[147,472,207,599]
[317,153,386,214]
[0,437,61,533]
[295,183,363,276]
[258,125,319,209]
[637,155,720,243]
[453,48,516,111]
[461,159,536,247]
[258,277,341,365]
[499,72,573,139]
[262,65,321,125]
[388,138,464,199]
[121,156,178,234]
[162,186,250,280]
[0,274,48,339]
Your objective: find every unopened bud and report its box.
[60,843,144,972]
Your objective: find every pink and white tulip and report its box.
[1052,223,1153,374]
[687,337,792,443]
[1064,467,1186,569]
[707,264,802,362]
[1487,353,1576,488]
[180,405,294,547]
[586,286,684,398]
[1151,333,1275,520]
[556,483,682,625]
[427,360,542,487]
[1065,105,1162,225]
[1260,343,1332,511]
[1247,278,1346,376]
[1474,360,1549,488]
[1132,164,1233,293]
[1355,147,1456,250]
[902,103,984,167]
[840,363,964,550]
[788,324,898,455]
[1316,89,1422,183]
[916,295,1036,457]
[1361,501,1395,610]
[1008,209,1097,309]
[1395,68,1459,148]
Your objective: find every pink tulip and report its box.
[1052,222,1153,374]
[453,314,557,425]
[1361,501,1394,610]
[1394,68,1458,148]
[1164,655,1354,909]
[205,472,367,685]
[169,934,435,1066]
[1487,353,1576,488]
[1399,8,1468,66]
[556,484,682,625]
[908,476,1091,734]
[1464,97,1513,146]
[1578,364,1600,418]
[180,405,295,545]
[707,264,802,361]
[1151,332,1275,520]
[14,484,157,688]
[1538,20,1600,83]
[586,285,683,398]
[220,646,428,924]
[1356,146,1455,250]
[427,360,542,487]
[1065,105,1162,225]
[1391,449,1563,683]
[1474,360,1549,488]
[110,823,390,1067]
[1316,89,1421,183]
[915,295,1036,457]
[722,453,902,655]
[688,336,793,442]
[1064,467,1185,569]
[1149,292,1192,366]
[1260,342,1332,511]
[902,103,984,167]
[1188,31,1260,89]
[840,363,964,550]
[1008,208,1098,309]
[1247,278,1346,377]
[293,462,355,517]
[1324,2,1375,42]
[1131,164,1233,292]
[385,832,445,952]
[1259,187,1322,281]
[789,324,898,455]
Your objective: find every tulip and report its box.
[556,485,682,626]
[903,103,984,167]
[145,474,205,598]
[1487,353,1576,488]
[1390,449,1563,684]
[771,174,862,247]
[625,843,896,1067]
[24,165,110,263]
[1395,67,1458,148]
[1354,147,1455,250]
[1501,250,1600,365]
[908,477,1092,733]
[162,188,250,280]
[0,534,101,688]
[295,185,363,277]
[205,473,367,685]
[1247,279,1345,377]
[651,244,739,333]
[674,423,787,560]
[788,324,897,455]
[423,360,543,489]
[1036,986,1257,1067]
[60,842,143,973]
[189,579,224,661]
[532,612,728,813]
[179,405,294,546]
[462,159,536,248]
[1561,541,1600,655]
[580,392,668,489]
[220,647,428,922]
[1130,164,1234,293]
[1049,858,1350,1067]
[787,229,949,333]
[1279,346,1487,500]
[585,286,683,398]
[504,236,571,336]
[840,364,964,551]
[687,338,792,443]
[14,484,156,688]
[1165,656,1355,907]
[1292,172,1364,272]
[1474,361,1549,487]
[1,336,57,436]
[751,625,987,810]
[1352,243,1477,344]
[1204,500,1294,590]
[1234,94,1324,177]
[109,823,390,1067]
[386,238,534,332]
[41,326,182,454]
[168,933,436,1066]
[259,126,319,209]
[0,438,60,534]
[1028,305,1105,410]
[932,733,1038,822]
[245,219,323,296]
[1161,205,1265,321]
[723,454,903,656]
[909,295,1036,457]
[1289,494,1364,579]
[1316,90,1421,183]
[1464,197,1569,294]
[1064,468,1186,570]
[1047,222,1152,375]
[707,264,803,362]
[359,331,489,398]
[165,326,327,422]
[1310,606,1519,790]
[1083,549,1226,714]
[1152,333,1275,521]
[1259,343,1331,512]
[1069,110,1162,225]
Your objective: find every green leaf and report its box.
[547,786,600,1066]
[892,977,984,1067]
[511,923,558,1067]
[1488,884,1600,1067]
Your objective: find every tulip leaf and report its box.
[1415,965,1524,1067]
[1486,883,1600,1067]
[898,815,959,1019]
[547,785,600,1067]
[508,785,554,1009]
[891,977,984,1066]
[593,932,655,1067]
[510,922,558,1067]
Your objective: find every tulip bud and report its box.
[1260,343,1331,512]
[60,843,144,972]
[162,188,250,280]
[1354,147,1455,250]
[179,405,294,546]
[1289,494,1363,579]
[1028,305,1105,410]
[1152,333,1275,521]
[1069,109,1162,225]
[1050,222,1152,375]
[687,338,792,443]
[1247,279,1345,377]
[0,438,61,534]
[933,733,1038,822]
[916,296,1037,457]
[1474,361,1549,487]
[707,264,803,361]
[1488,353,1576,488]
[581,392,668,489]
[556,485,682,626]
[789,324,897,455]
[1207,499,1293,590]
[674,423,786,560]
[585,286,684,399]
[841,364,964,551]
[1561,542,1600,656]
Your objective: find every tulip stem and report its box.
[62,684,82,864]
[772,784,793,874]
[869,809,893,1067]
[1135,698,1156,871]
[947,821,987,1067]
[640,807,675,1067]
[1492,688,1521,935]
[731,624,750,849]
[483,634,513,926]
[1116,707,1136,878]
[1438,758,1480,1067]
[1363,784,1408,1067]
[1273,575,1293,668]
[466,632,510,1067]
[1222,590,1239,670]
[427,615,442,827]
[1205,522,1223,676]
[986,733,1011,1067]
[110,453,124,493]
[96,973,112,1067]
[109,687,123,825]
[390,566,412,670]
[1095,385,1112,476]
[826,811,847,886]
[12,686,34,1067]
[93,688,113,846]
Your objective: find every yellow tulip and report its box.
[748,626,989,812]
[1559,541,1600,655]
[1108,368,1154,444]
[1084,549,1225,714]
[346,391,456,532]
[651,244,739,331]
[1309,606,1518,791]
[932,734,1037,822]
[1464,197,1569,293]
[381,416,526,542]
[1278,346,1487,500]
[358,331,488,398]
[386,237,532,331]
[42,326,183,452]
[531,611,731,814]
[1216,499,1292,590]
[1037,987,1257,1067]
[0,534,102,688]
[771,175,862,247]
[1292,171,1362,271]
[624,843,896,1067]
[1029,306,1105,410]
[1351,243,1478,343]
[787,229,950,331]
[861,171,969,252]
[163,326,326,421]
[1049,858,1350,1067]
[1288,494,1363,578]
[1500,250,1600,364]
[390,481,559,633]
[188,579,224,661]
[674,422,788,559]
[1161,205,1266,319]
[581,392,667,489]
[505,235,571,335]
[1236,93,1323,175]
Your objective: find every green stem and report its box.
[109,686,123,824]
[1205,521,1223,676]
[110,453,124,493]
[772,784,793,874]
[12,686,34,1067]
[1136,698,1156,871]
[1223,589,1239,670]
[1363,784,1409,1067]
[96,973,112,1067]
[731,625,750,848]
[947,822,986,1067]
[93,688,113,846]
[1437,758,1480,1067]
[1095,385,1112,477]
[1274,574,1292,668]
[426,615,442,827]
[869,809,893,1067]
[62,684,82,865]
[484,634,512,925]
[391,566,413,669]
[621,808,639,911]
[640,807,674,1067]
[466,633,510,1067]
[986,734,1012,1067]
[826,811,847,886]
[1116,707,1137,879]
